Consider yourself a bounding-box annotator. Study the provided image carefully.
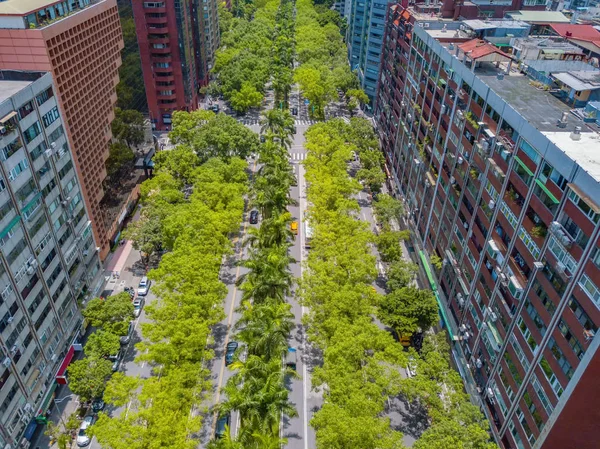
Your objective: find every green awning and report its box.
[38,382,57,414]
[0,215,20,239]
[535,179,560,204]
[418,251,454,339]
[495,43,511,47]
[514,156,534,177]
[21,192,42,214]
[419,250,437,292]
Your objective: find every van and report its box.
[286,348,297,371]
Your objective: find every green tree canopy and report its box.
[111,108,145,148]
[378,287,439,339]
[373,194,404,227]
[83,292,134,335]
[84,330,121,358]
[67,356,114,402]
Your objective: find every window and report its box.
[519,139,541,165]
[547,338,574,379]
[29,141,47,161]
[1,137,23,161]
[22,122,41,144]
[568,189,599,223]
[48,125,64,142]
[567,296,597,335]
[18,101,34,120]
[36,87,54,106]
[547,236,577,274]
[42,107,60,128]
[557,319,585,359]
[540,161,567,190]
[579,274,600,304]
[8,158,29,181]
[525,300,547,336]
[504,351,523,386]
[532,280,556,313]
[518,317,537,352]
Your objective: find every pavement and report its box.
[29,208,156,449]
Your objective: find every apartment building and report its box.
[346,0,390,107]
[0,71,101,449]
[375,7,600,449]
[0,0,125,261]
[132,0,219,131]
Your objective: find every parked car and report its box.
[120,321,134,345]
[133,298,144,317]
[215,412,230,439]
[286,347,297,371]
[260,134,266,143]
[137,277,151,296]
[124,286,135,299]
[108,350,124,372]
[91,398,105,414]
[291,107,298,116]
[76,415,96,447]
[290,221,298,235]
[249,210,259,224]
[225,341,238,366]
[211,104,219,113]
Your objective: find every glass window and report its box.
[547,338,574,379]
[18,101,34,120]
[42,107,60,128]
[579,274,600,304]
[568,189,600,223]
[22,122,41,144]
[519,139,541,165]
[36,87,54,106]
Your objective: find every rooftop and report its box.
[542,131,600,182]
[0,0,64,15]
[0,80,33,103]
[475,64,583,132]
[504,10,570,23]
[549,23,600,43]
[463,19,530,31]
[551,70,600,91]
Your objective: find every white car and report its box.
[137,276,150,296]
[133,297,144,317]
[76,415,95,447]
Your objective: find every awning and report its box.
[55,345,75,382]
[514,156,534,176]
[567,182,600,213]
[419,250,438,292]
[23,419,38,441]
[21,193,42,214]
[0,215,20,240]
[535,179,559,204]
[0,111,17,123]
[38,382,57,414]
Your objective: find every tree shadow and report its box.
[388,396,429,439]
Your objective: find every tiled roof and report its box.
[550,24,600,44]
[458,39,512,60]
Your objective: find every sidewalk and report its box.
[29,211,145,449]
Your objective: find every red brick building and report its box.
[0,0,125,260]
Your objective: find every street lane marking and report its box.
[210,159,257,436]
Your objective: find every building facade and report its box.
[376,7,600,449]
[0,0,125,261]
[132,0,219,131]
[0,71,101,449]
[346,0,389,108]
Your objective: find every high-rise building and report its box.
[132,0,219,131]
[0,70,101,448]
[346,0,390,108]
[0,0,125,261]
[375,7,600,449]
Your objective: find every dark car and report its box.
[291,107,298,116]
[225,341,238,366]
[119,321,135,346]
[215,412,230,439]
[260,134,266,143]
[91,399,105,414]
[249,210,259,224]
[211,104,219,113]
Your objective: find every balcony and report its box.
[149,36,170,45]
[148,25,169,34]
[146,15,168,25]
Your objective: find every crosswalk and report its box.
[237,118,318,126]
[289,152,307,161]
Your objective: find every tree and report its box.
[386,259,418,291]
[229,82,264,113]
[67,357,114,402]
[121,211,163,262]
[84,330,121,358]
[357,166,386,193]
[105,142,134,177]
[372,194,404,226]
[413,419,497,449]
[345,88,369,116]
[83,292,134,336]
[375,229,410,263]
[294,65,336,119]
[45,413,81,449]
[111,108,145,149]
[378,287,439,340]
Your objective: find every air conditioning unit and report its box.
[460,324,467,332]
[2,357,11,367]
[44,149,53,160]
[488,200,496,210]
[10,345,18,354]
[50,354,58,362]
[508,275,524,300]
[487,239,500,260]
[441,104,447,115]
[96,247,101,252]
[458,156,464,164]
[26,266,34,275]
[489,312,498,322]
[23,403,32,414]
[6,316,13,324]
[450,176,456,185]
[423,23,430,28]
[20,415,29,424]
[82,250,89,257]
